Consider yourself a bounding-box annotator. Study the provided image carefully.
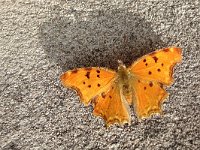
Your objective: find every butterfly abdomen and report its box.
[122,84,133,105]
[116,62,133,105]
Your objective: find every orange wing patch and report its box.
[129,47,182,85]
[92,83,131,127]
[60,67,116,105]
[132,79,168,118]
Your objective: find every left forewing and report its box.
[60,67,116,105]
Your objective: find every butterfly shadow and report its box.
[38,5,167,71]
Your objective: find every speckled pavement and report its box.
[0,0,199,149]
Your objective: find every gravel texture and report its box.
[0,0,199,149]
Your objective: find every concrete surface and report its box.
[0,0,199,149]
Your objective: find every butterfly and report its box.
[60,47,182,127]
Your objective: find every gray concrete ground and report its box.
[0,0,199,149]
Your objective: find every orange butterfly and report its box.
[60,47,182,127]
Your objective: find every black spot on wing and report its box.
[148,71,152,75]
[96,70,100,73]
[152,56,158,63]
[163,48,170,52]
[71,69,78,73]
[101,92,106,99]
[160,83,164,88]
[85,72,90,79]
[149,82,153,87]
[92,98,97,106]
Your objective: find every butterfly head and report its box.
[117,60,126,71]
[117,60,129,80]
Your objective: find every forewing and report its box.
[60,67,116,105]
[129,47,182,85]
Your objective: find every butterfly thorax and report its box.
[117,62,133,104]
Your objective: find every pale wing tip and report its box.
[60,73,66,82]
[169,47,182,60]
[60,72,89,106]
[60,71,73,86]
[172,46,182,52]
[60,72,70,87]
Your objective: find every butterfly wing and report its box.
[132,79,168,118]
[129,47,182,85]
[129,47,182,118]
[92,83,131,127]
[60,67,116,105]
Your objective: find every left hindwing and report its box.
[92,82,131,127]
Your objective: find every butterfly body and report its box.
[60,47,182,127]
[115,61,135,105]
